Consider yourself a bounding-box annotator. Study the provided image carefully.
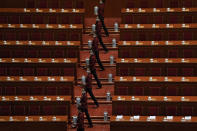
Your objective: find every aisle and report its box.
[68,18,120,131]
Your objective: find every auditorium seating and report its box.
[0,76,75,102]
[121,8,197,24]
[0,96,71,116]
[118,41,197,58]
[1,0,84,8]
[120,24,197,41]
[0,8,85,25]
[116,58,197,76]
[125,0,197,8]
[112,96,197,116]
[112,1,197,130]
[0,116,68,131]
[114,76,197,96]
[0,24,83,43]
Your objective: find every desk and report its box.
[125,0,197,8]
[120,24,197,41]
[0,96,70,118]
[112,96,197,116]
[0,58,77,82]
[0,24,83,43]
[0,0,83,8]
[0,76,75,101]
[118,41,197,58]
[0,8,84,26]
[121,8,197,24]
[114,76,197,96]
[110,116,197,131]
[0,41,80,61]
[116,58,197,76]
[0,116,67,131]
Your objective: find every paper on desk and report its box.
[116,115,123,119]
[134,116,140,119]
[167,116,173,120]
[149,116,156,120]
[185,116,191,120]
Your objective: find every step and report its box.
[74,85,114,97]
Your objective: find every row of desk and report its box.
[116,58,197,76]
[115,76,197,95]
[0,96,70,116]
[0,8,85,25]
[112,96,197,116]
[0,24,83,42]
[0,76,74,101]
[0,41,80,60]
[1,0,83,8]
[118,41,197,58]
[110,116,197,131]
[0,58,77,81]
[121,8,197,24]
[125,0,197,8]
[120,24,197,41]
[0,116,68,131]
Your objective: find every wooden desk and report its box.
[118,41,197,58]
[0,24,83,43]
[0,116,68,131]
[121,8,197,24]
[112,96,197,116]
[120,24,197,41]
[0,58,77,82]
[0,41,80,62]
[0,96,71,118]
[116,58,197,76]
[110,116,197,131]
[124,0,197,8]
[0,76,75,101]
[114,76,197,96]
[0,8,85,26]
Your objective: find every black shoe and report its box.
[88,125,93,128]
[104,50,108,54]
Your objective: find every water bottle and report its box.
[110,56,114,65]
[72,116,78,128]
[81,75,86,85]
[108,74,112,82]
[92,24,96,32]
[104,112,108,121]
[114,22,118,32]
[86,58,89,66]
[106,92,111,101]
[88,40,92,48]
[76,97,81,107]
[94,6,98,15]
[112,38,116,48]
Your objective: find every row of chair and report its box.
[0,48,79,58]
[0,67,75,76]
[122,14,196,24]
[0,86,72,96]
[0,14,83,24]
[115,86,196,96]
[0,30,82,41]
[1,0,84,8]
[117,67,195,76]
[120,30,195,41]
[0,104,68,116]
[126,0,196,8]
